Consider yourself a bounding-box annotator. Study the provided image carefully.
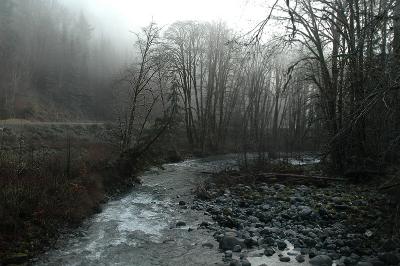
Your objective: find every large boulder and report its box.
[356,262,373,266]
[219,234,244,251]
[378,253,400,265]
[309,255,333,266]
[276,240,287,250]
[280,256,291,262]
[298,205,314,218]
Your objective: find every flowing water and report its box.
[35,154,318,266]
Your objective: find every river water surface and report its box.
[36,155,318,266]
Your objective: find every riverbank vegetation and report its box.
[0,122,181,263]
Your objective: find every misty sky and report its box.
[61,0,273,35]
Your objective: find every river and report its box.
[35,154,319,266]
[35,155,240,265]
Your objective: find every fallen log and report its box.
[379,182,400,191]
[256,173,346,182]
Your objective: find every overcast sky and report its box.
[58,0,278,59]
[61,0,273,33]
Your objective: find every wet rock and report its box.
[290,196,305,203]
[378,253,399,265]
[304,237,318,247]
[264,247,275,256]
[276,240,287,250]
[260,227,280,236]
[202,242,214,249]
[244,237,258,248]
[343,256,358,265]
[381,239,397,251]
[367,257,385,266]
[223,207,233,216]
[296,254,305,262]
[219,235,244,251]
[280,256,291,262]
[261,204,270,210]
[309,255,332,266]
[225,250,233,258]
[248,216,260,223]
[340,246,352,256]
[263,236,275,245]
[176,221,186,227]
[298,205,313,218]
[300,248,309,255]
[199,221,210,227]
[241,259,251,266]
[287,250,300,256]
[229,259,240,266]
[248,249,265,257]
[327,251,340,260]
[334,204,350,210]
[233,244,242,252]
[356,262,373,266]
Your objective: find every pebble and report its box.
[202,242,214,249]
[176,221,186,227]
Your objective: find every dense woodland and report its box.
[0,0,120,120]
[115,0,400,174]
[1,0,399,173]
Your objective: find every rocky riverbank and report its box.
[192,169,400,266]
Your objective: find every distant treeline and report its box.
[0,0,120,121]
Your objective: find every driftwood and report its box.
[200,171,215,175]
[203,170,347,187]
[256,173,347,182]
[379,182,400,190]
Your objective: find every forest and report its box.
[0,0,399,265]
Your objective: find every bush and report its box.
[0,143,108,260]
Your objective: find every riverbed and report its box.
[34,155,398,266]
[35,155,238,265]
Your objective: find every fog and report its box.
[60,0,272,49]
